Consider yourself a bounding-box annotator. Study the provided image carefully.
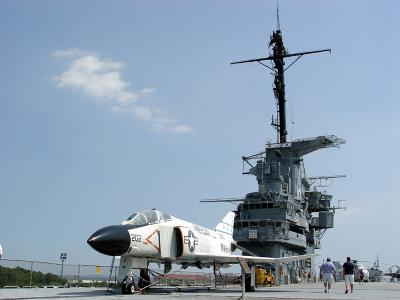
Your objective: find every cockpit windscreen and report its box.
[122,209,172,226]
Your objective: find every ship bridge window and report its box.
[289,224,304,235]
[263,202,273,208]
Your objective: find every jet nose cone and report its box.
[87,225,130,256]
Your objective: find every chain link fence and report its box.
[0,258,240,288]
[0,258,117,287]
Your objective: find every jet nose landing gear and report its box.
[121,274,135,294]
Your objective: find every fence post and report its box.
[77,264,80,287]
[114,265,117,284]
[29,261,33,286]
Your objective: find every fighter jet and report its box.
[87,209,316,294]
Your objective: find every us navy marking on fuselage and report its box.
[220,243,230,253]
[184,230,198,252]
[193,224,210,236]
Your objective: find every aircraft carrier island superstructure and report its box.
[230,25,345,285]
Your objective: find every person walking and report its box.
[343,257,355,294]
[320,257,336,293]
[359,269,364,284]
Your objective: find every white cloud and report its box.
[132,106,153,122]
[53,48,93,59]
[168,125,193,134]
[53,48,192,133]
[55,55,136,104]
[139,88,156,97]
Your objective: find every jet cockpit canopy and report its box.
[121,209,172,226]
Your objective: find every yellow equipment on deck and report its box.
[255,266,275,286]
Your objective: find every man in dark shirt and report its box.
[343,257,355,293]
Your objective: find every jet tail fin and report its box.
[214,211,235,236]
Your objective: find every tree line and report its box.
[0,265,67,287]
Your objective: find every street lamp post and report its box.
[60,253,67,285]
[29,261,34,286]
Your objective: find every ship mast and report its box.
[231,17,331,143]
[272,3,287,142]
[270,28,287,143]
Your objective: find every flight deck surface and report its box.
[1,282,399,300]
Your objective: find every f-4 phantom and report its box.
[87,209,316,294]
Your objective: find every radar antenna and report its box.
[231,16,331,143]
[276,1,280,31]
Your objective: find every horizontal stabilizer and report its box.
[192,253,317,266]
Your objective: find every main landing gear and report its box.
[138,268,151,289]
[121,268,151,294]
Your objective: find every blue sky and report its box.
[0,0,399,269]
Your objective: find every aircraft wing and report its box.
[192,253,317,266]
[384,272,400,278]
